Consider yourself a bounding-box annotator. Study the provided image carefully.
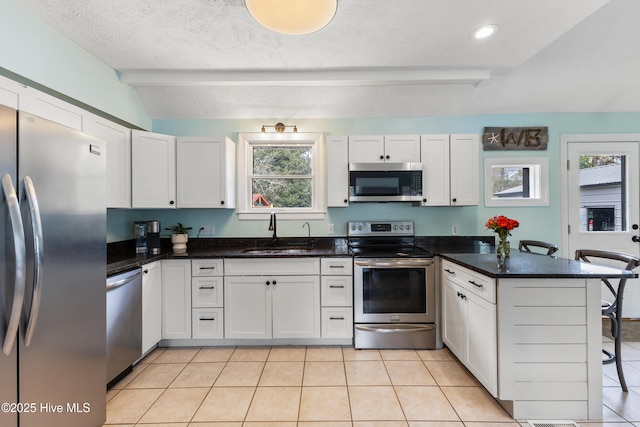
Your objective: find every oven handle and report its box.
[354,259,433,268]
[355,325,435,333]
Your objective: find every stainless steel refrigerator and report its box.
[1,104,106,426]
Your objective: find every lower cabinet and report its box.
[191,259,224,339]
[224,258,321,340]
[141,261,162,355]
[441,260,497,396]
[161,259,191,339]
[320,258,353,338]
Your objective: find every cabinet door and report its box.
[141,261,162,354]
[449,134,479,206]
[384,135,421,162]
[420,134,450,206]
[466,292,498,396]
[177,137,235,208]
[348,135,384,163]
[132,130,177,208]
[272,276,320,338]
[84,116,132,208]
[0,75,22,108]
[326,136,349,207]
[161,260,191,339]
[442,278,466,360]
[224,276,272,339]
[20,87,83,130]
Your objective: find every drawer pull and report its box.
[444,269,455,275]
[469,280,484,288]
[200,317,216,321]
[199,286,215,289]
[329,285,345,288]
[199,266,216,270]
[329,265,345,269]
[329,316,345,320]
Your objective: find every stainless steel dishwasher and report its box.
[106,268,142,388]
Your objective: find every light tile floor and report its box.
[104,339,640,427]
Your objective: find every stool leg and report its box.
[613,296,628,392]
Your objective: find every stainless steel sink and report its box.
[241,246,312,254]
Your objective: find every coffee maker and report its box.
[134,220,161,254]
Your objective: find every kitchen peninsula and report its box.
[439,251,636,421]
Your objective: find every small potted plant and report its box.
[165,223,192,253]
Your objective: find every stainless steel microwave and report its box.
[349,162,423,202]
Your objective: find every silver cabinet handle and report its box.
[23,176,44,347]
[355,325,435,333]
[1,174,26,356]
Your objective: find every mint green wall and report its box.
[0,0,151,129]
[106,112,640,252]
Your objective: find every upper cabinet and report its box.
[348,135,420,163]
[132,130,177,209]
[20,87,84,131]
[176,137,236,208]
[421,134,479,206]
[0,75,22,109]
[84,115,132,208]
[449,134,479,206]
[326,136,349,207]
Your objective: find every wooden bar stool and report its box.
[574,249,640,392]
[518,239,559,256]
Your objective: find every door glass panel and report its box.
[578,154,626,232]
[362,268,426,313]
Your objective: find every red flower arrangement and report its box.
[486,215,519,265]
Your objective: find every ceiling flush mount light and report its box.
[473,24,499,39]
[262,123,297,133]
[245,0,337,35]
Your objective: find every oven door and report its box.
[354,258,435,323]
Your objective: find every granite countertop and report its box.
[107,237,350,276]
[440,251,638,279]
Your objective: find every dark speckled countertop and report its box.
[107,235,493,276]
[440,251,637,279]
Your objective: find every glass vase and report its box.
[496,234,510,271]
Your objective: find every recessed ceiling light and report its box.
[473,24,499,39]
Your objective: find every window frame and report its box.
[237,132,326,220]
[484,156,549,206]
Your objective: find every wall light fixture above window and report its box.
[245,0,338,35]
[262,122,297,133]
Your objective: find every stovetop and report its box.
[347,221,434,258]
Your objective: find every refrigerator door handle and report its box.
[1,174,26,356]
[23,176,44,347]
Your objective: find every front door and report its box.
[564,134,640,317]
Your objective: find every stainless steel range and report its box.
[349,221,438,349]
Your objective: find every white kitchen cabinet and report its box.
[326,136,349,207]
[320,258,353,338]
[191,259,224,339]
[132,130,177,208]
[441,260,497,396]
[449,134,479,206]
[0,75,22,109]
[348,135,420,163]
[19,86,84,130]
[141,261,162,355]
[177,137,236,208]
[224,258,321,339]
[161,259,191,339]
[84,115,132,208]
[420,134,479,206]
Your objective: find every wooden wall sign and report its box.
[483,126,548,151]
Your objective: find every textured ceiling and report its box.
[12,0,640,119]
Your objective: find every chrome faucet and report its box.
[268,212,277,244]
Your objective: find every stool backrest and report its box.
[518,239,559,256]
[574,249,640,272]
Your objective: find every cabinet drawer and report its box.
[192,308,224,339]
[225,257,320,276]
[192,277,223,307]
[321,276,353,306]
[321,307,353,338]
[442,260,496,303]
[321,257,353,275]
[192,259,223,276]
